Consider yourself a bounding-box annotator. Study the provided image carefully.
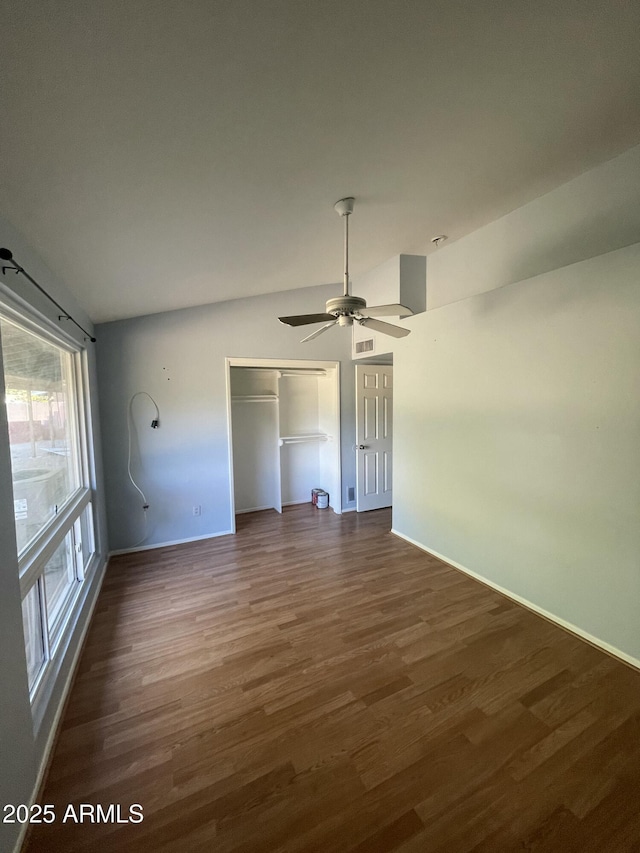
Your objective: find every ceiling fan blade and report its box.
[364,303,414,318]
[300,320,337,343]
[359,317,410,338]
[278,313,336,327]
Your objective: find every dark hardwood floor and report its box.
[24,505,640,852]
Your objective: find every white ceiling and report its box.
[1,1,639,323]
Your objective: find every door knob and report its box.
[356,444,366,450]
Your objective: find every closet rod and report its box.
[278,370,327,377]
[231,394,278,402]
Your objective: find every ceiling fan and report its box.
[278,197,413,342]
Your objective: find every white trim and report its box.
[75,349,92,494]
[30,550,104,727]
[390,528,640,672]
[227,356,334,371]
[18,489,92,595]
[230,499,340,513]
[0,284,88,351]
[280,499,341,510]
[13,553,108,853]
[355,363,393,513]
[341,506,356,512]
[224,358,237,534]
[109,529,233,556]
[334,361,342,515]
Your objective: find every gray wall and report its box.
[96,284,357,551]
[394,163,640,667]
[0,216,108,853]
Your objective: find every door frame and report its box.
[355,363,393,512]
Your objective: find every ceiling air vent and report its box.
[356,338,374,354]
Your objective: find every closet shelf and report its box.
[279,433,331,446]
[231,394,279,402]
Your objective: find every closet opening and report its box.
[226,358,341,533]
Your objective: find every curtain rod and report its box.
[0,248,96,343]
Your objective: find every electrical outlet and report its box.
[193,505,201,516]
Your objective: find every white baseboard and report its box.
[238,500,342,512]
[109,529,233,556]
[289,500,343,514]
[240,500,333,509]
[391,528,640,672]
[341,506,356,513]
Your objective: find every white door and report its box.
[355,364,393,511]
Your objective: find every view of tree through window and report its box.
[1,317,80,552]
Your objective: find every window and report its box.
[43,533,76,645]
[2,318,81,552]
[1,313,96,702]
[21,584,45,691]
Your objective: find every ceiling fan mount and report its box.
[278,197,413,342]
[333,196,355,218]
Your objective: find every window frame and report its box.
[0,294,98,708]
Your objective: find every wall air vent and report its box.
[355,338,374,354]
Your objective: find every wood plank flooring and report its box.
[24,505,640,852]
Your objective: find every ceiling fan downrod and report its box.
[334,197,355,297]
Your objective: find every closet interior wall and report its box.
[229,364,339,516]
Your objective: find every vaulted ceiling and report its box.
[2,1,639,323]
